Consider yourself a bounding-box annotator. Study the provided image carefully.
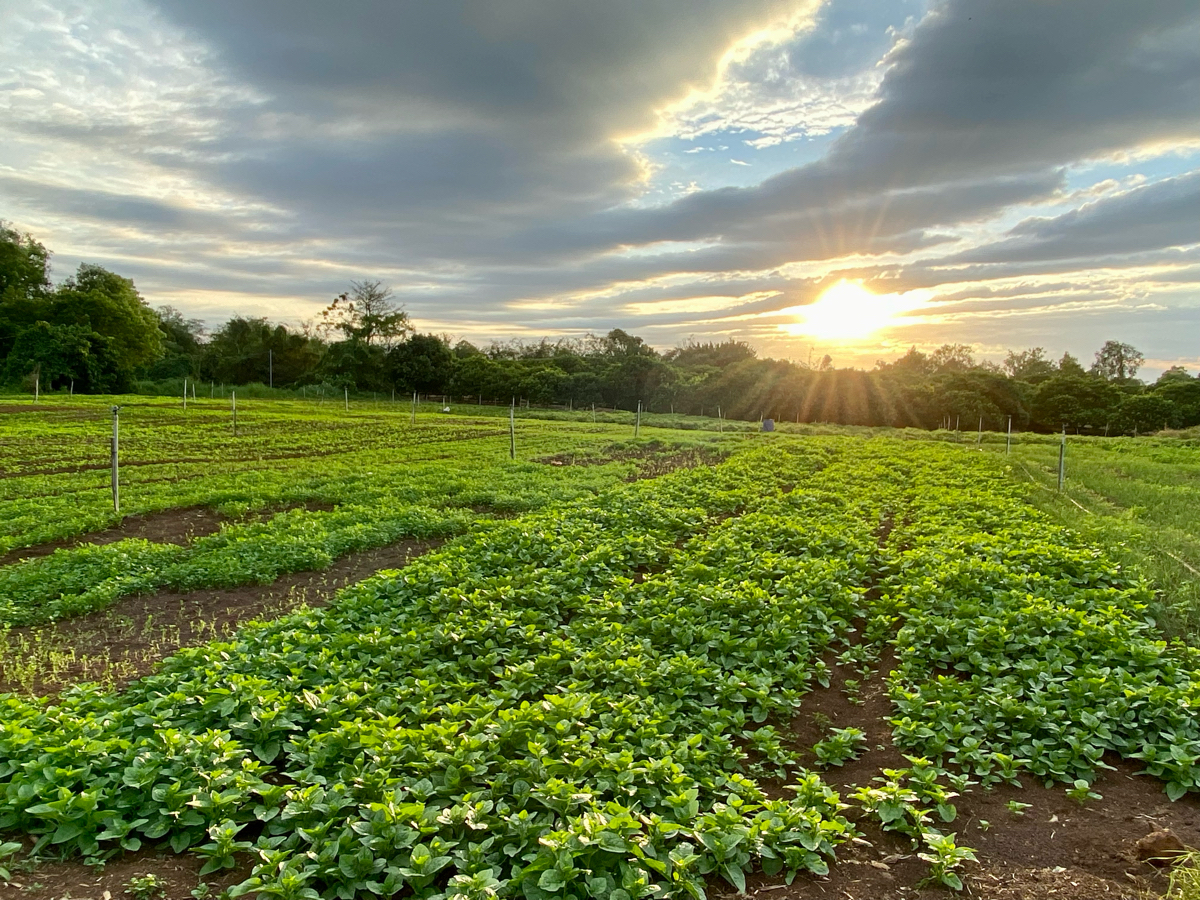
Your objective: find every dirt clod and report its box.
[1134,828,1188,865]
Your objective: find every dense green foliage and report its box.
[5,226,1196,433]
[1,439,1197,898]
[0,398,736,627]
[0,398,671,558]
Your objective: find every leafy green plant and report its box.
[917,831,977,891]
[1066,779,1103,805]
[0,438,1197,900]
[125,873,167,900]
[812,727,867,767]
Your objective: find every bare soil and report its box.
[0,537,438,697]
[537,444,731,480]
[3,846,252,900]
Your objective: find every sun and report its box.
[784,280,914,341]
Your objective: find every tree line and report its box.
[3,223,1197,434]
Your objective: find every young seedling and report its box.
[1006,800,1032,816]
[125,873,167,900]
[0,841,24,884]
[1066,779,1102,805]
[842,677,863,705]
[917,831,978,891]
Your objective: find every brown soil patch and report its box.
[537,444,730,481]
[0,537,438,697]
[0,404,59,415]
[5,846,252,900]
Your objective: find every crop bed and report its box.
[1,438,1197,898]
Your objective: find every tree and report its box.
[877,347,932,378]
[669,339,756,369]
[201,317,323,386]
[388,334,454,393]
[319,280,412,349]
[0,222,51,301]
[1031,375,1121,431]
[147,306,206,380]
[1117,393,1179,433]
[1003,347,1056,382]
[452,339,481,358]
[929,343,975,373]
[450,353,511,399]
[601,329,656,359]
[1156,366,1193,385]
[2,321,114,391]
[52,264,163,372]
[1091,341,1144,382]
[1058,352,1087,377]
[1152,375,1200,427]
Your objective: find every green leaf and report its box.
[722,862,747,894]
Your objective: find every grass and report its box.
[1150,852,1200,900]
[982,432,1200,641]
[1168,854,1200,900]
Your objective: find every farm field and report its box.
[995,433,1200,642]
[0,399,1198,900]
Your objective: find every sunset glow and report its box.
[783,280,923,341]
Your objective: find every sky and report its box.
[1,0,1197,377]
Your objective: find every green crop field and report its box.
[0,397,1198,899]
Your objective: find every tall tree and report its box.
[388,334,454,393]
[0,222,51,301]
[1058,352,1087,377]
[1003,347,1056,382]
[51,264,163,372]
[1091,341,1145,381]
[929,343,976,373]
[319,280,412,349]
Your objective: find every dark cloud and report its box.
[951,170,1200,264]
[148,0,805,233]
[0,175,288,239]
[832,0,1200,181]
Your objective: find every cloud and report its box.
[831,0,1200,182]
[1,0,1197,366]
[144,0,813,228]
[661,0,919,146]
[950,170,1200,264]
